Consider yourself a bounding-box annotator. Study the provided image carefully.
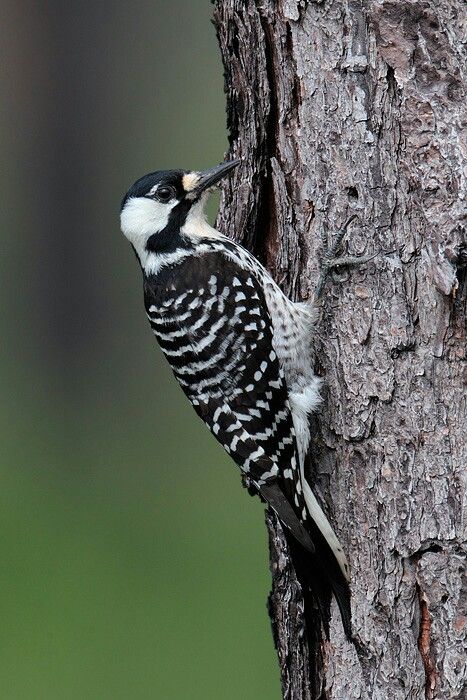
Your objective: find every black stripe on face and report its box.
[146,199,194,254]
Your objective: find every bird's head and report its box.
[120,160,240,257]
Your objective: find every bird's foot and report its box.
[314,214,376,302]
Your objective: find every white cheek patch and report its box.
[120,196,177,256]
[121,196,175,238]
[182,172,200,192]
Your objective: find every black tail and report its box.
[285,519,352,640]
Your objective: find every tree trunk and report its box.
[213,1,466,698]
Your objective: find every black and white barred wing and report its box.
[144,252,314,552]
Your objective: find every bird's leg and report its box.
[314,214,376,302]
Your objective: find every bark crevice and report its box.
[214,1,466,698]
[416,583,437,700]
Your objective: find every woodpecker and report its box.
[120,160,352,636]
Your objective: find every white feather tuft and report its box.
[289,382,322,465]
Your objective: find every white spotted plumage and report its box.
[120,162,352,635]
[205,237,349,581]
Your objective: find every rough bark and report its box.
[214,1,466,698]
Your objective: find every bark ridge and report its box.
[214,2,466,698]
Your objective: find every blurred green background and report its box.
[0,1,280,697]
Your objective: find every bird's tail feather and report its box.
[285,515,352,640]
[300,469,350,583]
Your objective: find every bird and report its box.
[120,159,352,637]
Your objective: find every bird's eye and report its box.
[155,186,175,202]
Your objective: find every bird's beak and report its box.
[193,159,241,195]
